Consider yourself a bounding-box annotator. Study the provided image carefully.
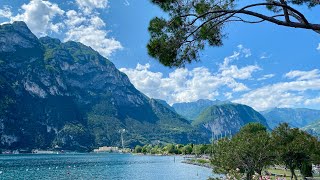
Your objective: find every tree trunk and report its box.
[256,169,262,179]
[290,168,297,180]
[300,162,313,178]
[246,172,253,180]
[246,173,251,180]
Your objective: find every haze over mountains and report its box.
[261,108,320,129]
[0,22,319,151]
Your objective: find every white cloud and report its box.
[220,44,251,68]
[260,53,271,59]
[237,44,251,58]
[120,45,259,104]
[0,0,122,58]
[285,69,320,81]
[121,63,253,104]
[224,92,233,99]
[260,55,267,59]
[220,65,261,80]
[257,74,275,81]
[64,1,122,58]
[229,82,249,92]
[235,69,320,111]
[124,0,130,6]
[317,43,320,51]
[76,0,109,14]
[305,97,320,105]
[0,6,12,19]
[64,10,86,27]
[220,51,240,68]
[1,0,64,37]
[64,10,122,57]
[121,64,225,104]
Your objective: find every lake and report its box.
[0,153,218,180]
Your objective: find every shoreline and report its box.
[181,158,212,169]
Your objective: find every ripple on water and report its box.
[0,154,219,180]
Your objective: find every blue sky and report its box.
[0,0,319,111]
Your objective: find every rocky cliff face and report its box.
[0,22,208,151]
[192,104,269,136]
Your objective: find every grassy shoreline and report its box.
[182,158,212,168]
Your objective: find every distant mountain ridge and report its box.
[172,99,230,121]
[172,99,269,136]
[0,22,209,151]
[192,103,269,135]
[261,108,320,129]
[302,119,320,137]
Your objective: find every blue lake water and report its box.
[0,153,218,180]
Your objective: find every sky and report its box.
[0,0,319,111]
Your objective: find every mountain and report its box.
[0,22,209,151]
[261,108,320,129]
[172,99,230,121]
[192,103,269,136]
[302,119,320,137]
[154,99,177,113]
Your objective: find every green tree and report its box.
[311,139,320,164]
[211,123,275,180]
[148,0,320,67]
[164,143,178,154]
[142,144,152,154]
[211,138,237,175]
[192,144,202,156]
[151,145,161,154]
[272,123,320,179]
[192,144,210,156]
[134,145,142,153]
[181,144,193,154]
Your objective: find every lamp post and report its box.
[119,129,126,149]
